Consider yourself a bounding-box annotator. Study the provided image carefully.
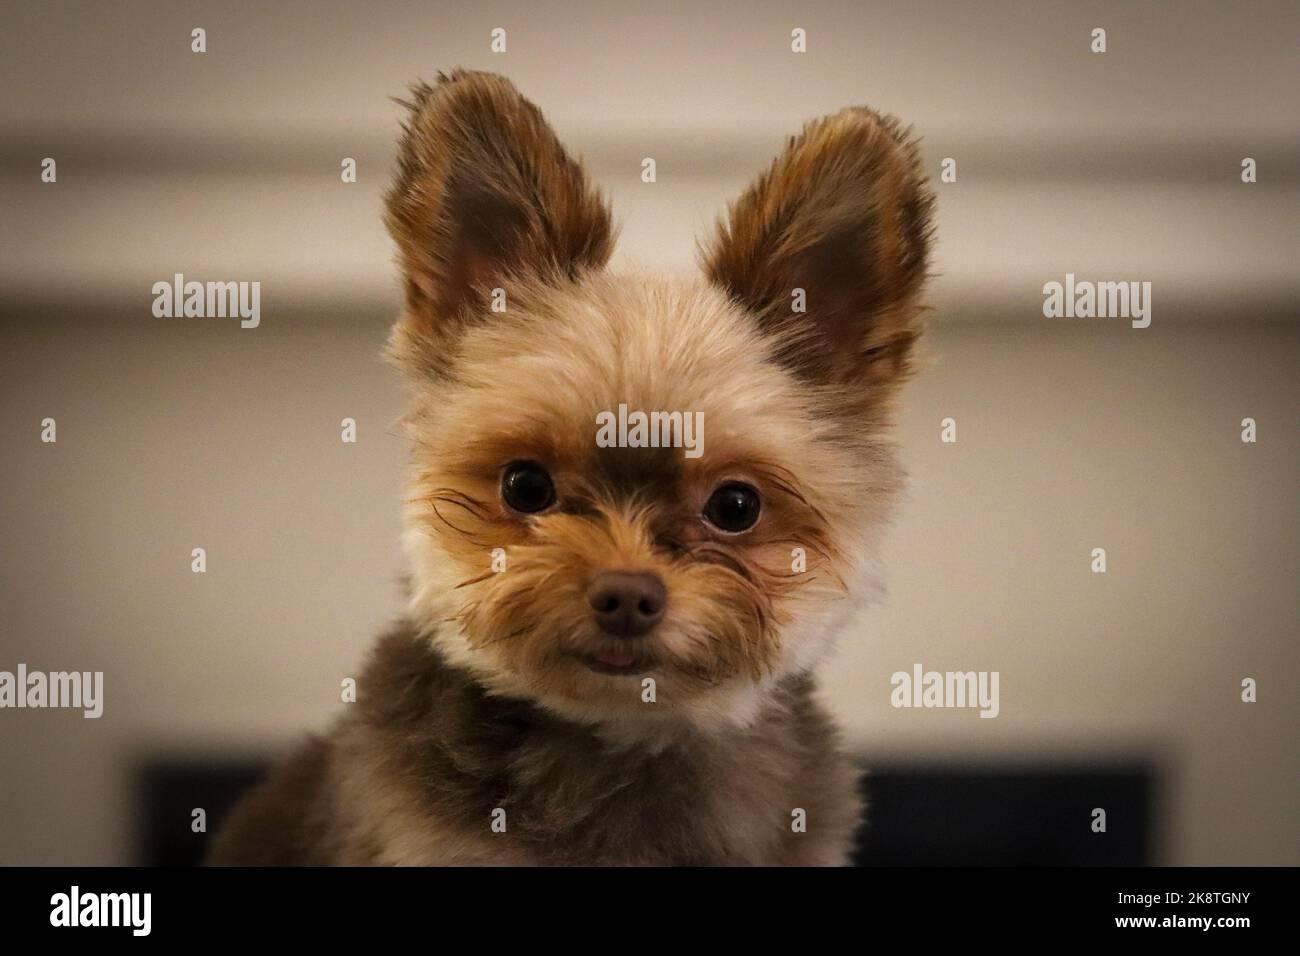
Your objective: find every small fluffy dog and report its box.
[211,70,933,866]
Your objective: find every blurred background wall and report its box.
[0,0,1295,865]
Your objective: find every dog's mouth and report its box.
[577,648,651,677]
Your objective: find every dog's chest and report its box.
[347,720,809,865]
[501,731,798,865]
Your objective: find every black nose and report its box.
[586,571,667,638]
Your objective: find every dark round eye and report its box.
[703,482,762,533]
[501,461,556,514]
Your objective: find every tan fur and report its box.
[210,70,932,866]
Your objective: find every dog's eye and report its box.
[501,461,556,514]
[703,482,761,533]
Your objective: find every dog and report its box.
[209,69,933,866]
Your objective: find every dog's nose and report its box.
[586,571,667,638]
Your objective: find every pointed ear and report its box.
[384,71,614,376]
[702,107,934,394]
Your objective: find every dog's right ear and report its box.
[384,71,614,377]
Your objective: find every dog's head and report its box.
[385,71,932,731]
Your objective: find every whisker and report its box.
[454,570,497,589]
[471,622,536,649]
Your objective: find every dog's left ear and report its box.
[385,70,614,376]
[702,107,934,393]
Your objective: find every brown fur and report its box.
[704,106,933,411]
[210,70,932,866]
[385,70,615,379]
[211,623,861,865]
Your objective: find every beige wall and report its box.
[1,0,1296,864]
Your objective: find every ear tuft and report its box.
[702,107,935,393]
[385,71,614,376]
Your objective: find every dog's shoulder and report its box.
[206,734,336,866]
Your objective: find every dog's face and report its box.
[385,71,932,730]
